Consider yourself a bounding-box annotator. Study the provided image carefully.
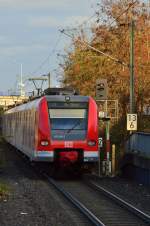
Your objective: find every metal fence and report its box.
[126,132,150,159]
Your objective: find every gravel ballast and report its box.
[0,140,149,226]
[0,141,89,226]
[95,176,150,215]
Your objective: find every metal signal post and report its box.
[130,20,135,114]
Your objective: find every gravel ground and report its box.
[0,140,149,226]
[95,176,150,216]
[0,141,89,226]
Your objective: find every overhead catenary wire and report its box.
[64,1,138,33]
[30,1,137,77]
[63,2,101,33]
[30,32,63,76]
[59,1,140,68]
[24,32,63,93]
[108,0,138,27]
[64,13,97,32]
[59,29,128,67]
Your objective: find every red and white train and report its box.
[2,88,99,170]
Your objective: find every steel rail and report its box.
[44,174,105,226]
[85,179,150,225]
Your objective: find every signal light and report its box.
[96,79,108,100]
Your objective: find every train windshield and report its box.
[49,105,88,141]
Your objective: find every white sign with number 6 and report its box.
[127,114,137,131]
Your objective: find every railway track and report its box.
[84,176,150,225]
[44,173,150,226]
[8,146,150,226]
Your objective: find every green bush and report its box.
[0,182,9,200]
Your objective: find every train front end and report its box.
[37,94,99,170]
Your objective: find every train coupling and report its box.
[59,151,78,167]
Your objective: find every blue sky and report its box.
[0,0,99,94]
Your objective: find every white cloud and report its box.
[64,15,93,27]
[29,16,60,28]
[0,35,9,43]
[0,0,95,92]
[28,15,91,28]
[0,0,85,10]
[0,44,48,57]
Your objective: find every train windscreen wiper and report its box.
[67,120,82,134]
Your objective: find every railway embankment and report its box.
[93,176,150,216]
[0,140,86,226]
[0,139,149,225]
[0,137,9,201]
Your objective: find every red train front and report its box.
[2,88,99,171]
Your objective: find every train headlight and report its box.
[88,140,96,146]
[41,140,49,146]
[65,96,70,102]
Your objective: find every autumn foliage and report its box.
[61,0,150,122]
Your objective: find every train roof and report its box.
[5,97,42,113]
[44,87,89,103]
[45,95,89,102]
[44,87,79,95]
[4,94,90,114]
